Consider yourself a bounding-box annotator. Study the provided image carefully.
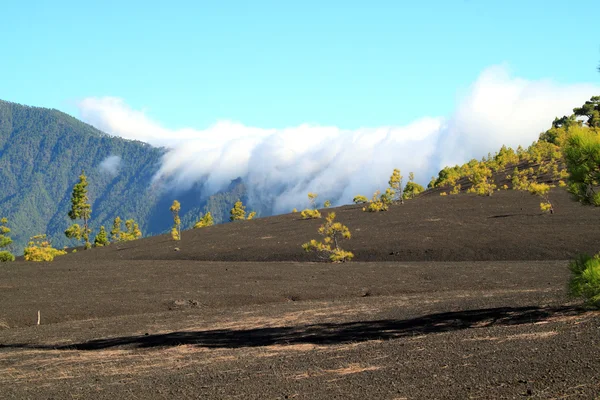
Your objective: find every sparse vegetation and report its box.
[194,212,214,228]
[363,190,389,212]
[0,217,14,262]
[324,200,331,208]
[564,125,600,206]
[388,169,403,203]
[93,226,110,247]
[528,182,554,214]
[301,193,322,219]
[353,195,368,204]
[170,200,181,240]
[65,171,92,249]
[230,200,255,221]
[402,172,424,199]
[302,212,353,262]
[23,235,66,262]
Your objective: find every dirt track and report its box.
[1,189,600,399]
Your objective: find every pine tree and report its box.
[0,217,15,262]
[123,219,142,240]
[170,200,181,240]
[65,171,92,249]
[388,169,404,204]
[111,216,122,242]
[194,212,214,228]
[230,200,246,221]
[94,226,110,247]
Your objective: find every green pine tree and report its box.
[65,171,92,249]
[94,226,110,247]
[230,200,246,221]
[0,217,15,262]
[194,212,214,228]
[170,200,181,240]
[111,216,122,242]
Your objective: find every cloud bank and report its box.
[77,65,599,213]
[98,155,122,176]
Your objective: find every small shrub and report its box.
[170,200,181,240]
[292,208,298,213]
[302,212,353,262]
[439,192,448,196]
[300,209,322,219]
[230,200,256,221]
[569,254,600,307]
[0,251,15,262]
[528,182,553,214]
[24,235,67,262]
[450,185,461,195]
[194,212,214,228]
[362,190,389,212]
[353,195,368,204]
[324,200,331,208]
[94,226,110,247]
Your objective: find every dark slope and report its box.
[69,188,600,263]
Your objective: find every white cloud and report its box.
[77,65,600,213]
[98,155,122,176]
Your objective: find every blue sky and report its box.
[1,0,599,130]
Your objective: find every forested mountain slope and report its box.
[0,100,245,253]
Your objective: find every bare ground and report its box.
[1,189,600,399]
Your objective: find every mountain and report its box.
[0,100,246,253]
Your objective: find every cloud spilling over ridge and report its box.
[98,155,122,176]
[77,65,599,213]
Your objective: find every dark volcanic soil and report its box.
[68,189,600,263]
[1,189,600,399]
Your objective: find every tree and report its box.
[170,200,181,240]
[403,172,424,200]
[308,192,318,209]
[230,200,246,221]
[123,219,142,241]
[24,235,66,262]
[194,212,214,228]
[111,217,123,242]
[564,126,600,206]
[528,182,554,214]
[573,96,600,129]
[324,200,331,208]
[302,212,353,262]
[0,217,14,262]
[388,169,403,203]
[353,195,368,204]
[65,171,92,249]
[94,226,110,247]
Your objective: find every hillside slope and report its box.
[67,188,600,263]
[0,100,247,253]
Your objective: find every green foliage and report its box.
[302,212,353,263]
[564,126,600,206]
[573,96,600,128]
[388,169,403,202]
[111,217,123,242]
[93,226,110,247]
[0,251,15,262]
[230,200,246,221]
[324,200,331,208]
[465,163,496,196]
[569,254,600,307]
[170,200,181,240]
[0,217,13,261]
[362,190,389,212]
[353,195,368,204]
[300,209,322,219]
[403,181,424,199]
[194,212,214,228]
[66,171,92,249]
[23,235,66,262]
[528,182,554,214]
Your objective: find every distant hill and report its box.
[0,100,246,253]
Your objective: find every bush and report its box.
[24,235,67,262]
[0,251,15,262]
[302,212,353,263]
[569,254,600,307]
[362,190,389,212]
[194,212,214,228]
[300,209,322,219]
[353,195,368,204]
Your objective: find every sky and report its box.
[2,1,600,211]
[2,0,599,129]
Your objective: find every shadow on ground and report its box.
[2,305,584,351]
